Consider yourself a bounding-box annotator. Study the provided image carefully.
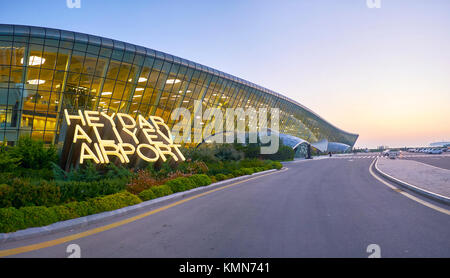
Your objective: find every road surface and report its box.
[1,155,449,258]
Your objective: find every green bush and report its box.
[19,206,59,229]
[189,174,212,187]
[150,185,173,198]
[0,207,25,233]
[241,168,254,175]
[271,161,283,170]
[261,144,295,161]
[0,179,61,208]
[65,161,102,182]
[0,146,20,172]
[105,164,134,179]
[0,191,142,233]
[214,173,228,181]
[232,169,245,177]
[138,189,157,201]
[9,137,58,170]
[57,178,128,203]
[48,205,79,221]
[64,201,91,217]
[165,177,196,193]
[87,191,141,213]
[0,177,129,209]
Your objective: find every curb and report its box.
[373,158,450,205]
[0,168,280,244]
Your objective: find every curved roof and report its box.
[0,24,358,146]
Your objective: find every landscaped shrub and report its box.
[0,191,142,233]
[214,173,227,181]
[270,161,283,170]
[260,143,295,161]
[19,206,59,229]
[64,201,91,217]
[189,174,212,187]
[65,161,102,182]
[150,185,173,198]
[0,207,25,233]
[232,169,245,177]
[138,189,157,201]
[165,177,196,193]
[0,179,61,209]
[104,163,134,179]
[241,168,254,175]
[57,178,128,203]
[9,137,58,170]
[48,205,79,221]
[87,191,141,213]
[0,146,20,173]
[126,170,162,195]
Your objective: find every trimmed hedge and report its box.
[0,178,129,209]
[138,189,156,201]
[57,178,128,202]
[189,174,212,187]
[143,174,212,199]
[138,184,174,201]
[214,173,227,181]
[0,179,61,208]
[165,177,196,193]
[151,185,174,197]
[0,191,141,233]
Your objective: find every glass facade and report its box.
[0,24,358,148]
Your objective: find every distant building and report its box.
[430,142,450,147]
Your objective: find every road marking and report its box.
[368,159,450,216]
[0,168,288,257]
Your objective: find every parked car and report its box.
[430,149,443,154]
[384,149,400,159]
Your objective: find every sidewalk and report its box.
[376,157,450,201]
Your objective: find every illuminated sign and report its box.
[60,109,185,170]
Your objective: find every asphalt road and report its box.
[2,157,450,258]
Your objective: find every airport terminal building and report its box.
[0,24,358,155]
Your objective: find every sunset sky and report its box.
[1,0,449,148]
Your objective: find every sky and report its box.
[1,0,449,148]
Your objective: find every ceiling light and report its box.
[101,92,112,96]
[186,90,192,93]
[21,56,46,66]
[166,79,181,84]
[27,79,45,85]
[138,77,147,82]
[133,95,142,98]
[135,88,144,91]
